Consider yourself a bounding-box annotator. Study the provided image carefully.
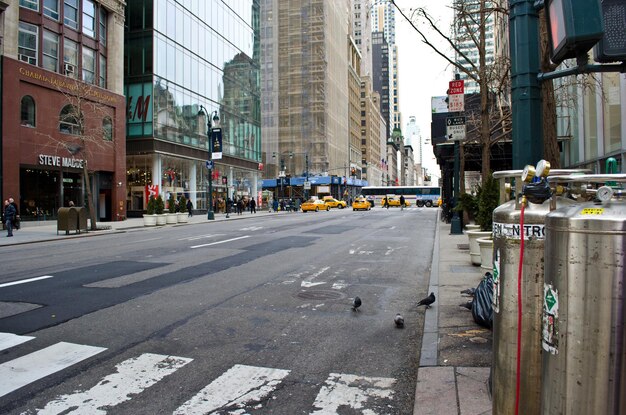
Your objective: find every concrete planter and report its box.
[156,214,167,225]
[467,230,492,265]
[177,213,188,223]
[166,213,178,224]
[143,214,157,226]
[477,237,494,272]
[465,224,480,232]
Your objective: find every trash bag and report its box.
[472,272,494,329]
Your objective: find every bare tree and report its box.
[392,0,511,182]
[39,79,116,230]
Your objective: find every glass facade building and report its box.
[124,0,261,214]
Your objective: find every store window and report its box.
[64,0,79,30]
[82,0,95,37]
[44,0,59,20]
[59,104,82,135]
[21,96,36,127]
[43,30,59,72]
[18,22,38,65]
[82,46,95,84]
[19,0,38,11]
[103,116,113,141]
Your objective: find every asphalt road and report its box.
[0,207,438,414]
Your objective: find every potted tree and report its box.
[454,190,479,230]
[166,194,178,224]
[177,195,189,223]
[143,196,157,226]
[155,195,166,225]
[474,173,499,269]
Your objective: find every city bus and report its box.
[360,186,441,207]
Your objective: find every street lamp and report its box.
[198,105,219,220]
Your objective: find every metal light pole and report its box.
[198,105,219,220]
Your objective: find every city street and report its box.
[0,207,438,414]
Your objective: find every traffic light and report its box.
[593,0,626,63]
[545,0,604,64]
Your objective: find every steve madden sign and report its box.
[493,222,546,240]
[39,154,84,169]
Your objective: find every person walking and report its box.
[400,195,405,211]
[249,197,256,213]
[4,199,16,237]
[186,199,193,217]
[9,197,19,230]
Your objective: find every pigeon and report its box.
[417,292,436,309]
[459,301,473,310]
[460,287,476,296]
[394,313,405,328]
[352,296,362,312]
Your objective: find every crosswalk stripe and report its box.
[310,373,396,414]
[0,332,35,352]
[190,235,250,249]
[37,353,192,415]
[0,342,106,398]
[173,364,291,415]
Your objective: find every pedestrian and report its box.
[237,198,243,215]
[9,198,19,230]
[273,199,279,212]
[187,199,193,217]
[400,195,405,211]
[249,197,256,213]
[4,199,16,237]
[279,199,285,212]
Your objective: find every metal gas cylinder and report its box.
[542,174,626,415]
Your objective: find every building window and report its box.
[63,38,78,78]
[82,46,95,84]
[103,117,113,141]
[60,105,82,135]
[18,22,38,65]
[42,31,59,72]
[82,0,95,37]
[64,0,79,30]
[21,96,36,127]
[19,0,38,11]
[99,54,106,88]
[99,7,107,46]
[44,0,60,20]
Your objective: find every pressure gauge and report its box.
[536,160,551,178]
[596,186,614,202]
[522,165,536,183]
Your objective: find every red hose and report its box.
[515,199,526,415]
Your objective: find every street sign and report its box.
[304,181,311,190]
[448,80,465,112]
[205,160,214,169]
[446,116,466,141]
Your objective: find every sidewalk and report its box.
[0,209,277,247]
[1,208,493,413]
[413,219,492,415]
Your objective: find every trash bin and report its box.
[75,207,88,233]
[57,207,78,235]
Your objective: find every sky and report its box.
[394,1,454,146]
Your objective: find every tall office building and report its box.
[260,0,350,182]
[1,0,127,221]
[371,0,400,132]
[350,0,372,77]
[371,31,389,140]
[124,1,261,214]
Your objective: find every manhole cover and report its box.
[297,290,344,301]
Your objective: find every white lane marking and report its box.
[190,235,251,249]
[301,266,329,287]
[0,332,35,352]
[133,237,162,243]
[332,281,347,290]
[37,353,192,415]
[0,275,53,288]
[173,364,290,415]
[310,373,396,414]
[178,233,224,241]
[240,226,263,231]
[0,342,106,398]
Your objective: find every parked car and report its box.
[352,197,371,211]
[322,196,347,209]
[301,199,330,212]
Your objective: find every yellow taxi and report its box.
[322,196,347,209]
[301,199,330,212]
[352,197,371,211]
[382,196,410,207]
